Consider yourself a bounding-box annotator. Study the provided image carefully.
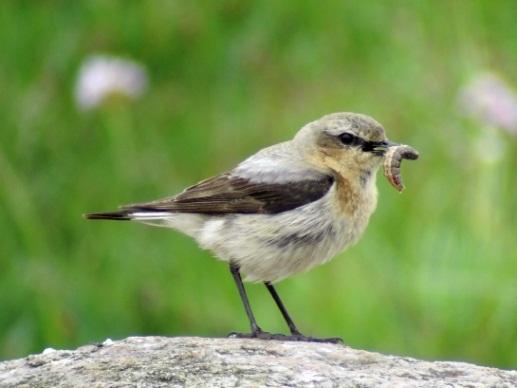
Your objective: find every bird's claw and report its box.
[228,331,343,344]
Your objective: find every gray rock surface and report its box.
[0,336,515,387]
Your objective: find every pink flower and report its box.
[458,72,517,135]
[75,55,148,110]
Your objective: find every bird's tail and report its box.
[84,210,132,220]
[85,208,202,237]
[84,209,175,221]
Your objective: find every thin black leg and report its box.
[227,265,343,344]
[229,263,262,335]
[264,281,343,344]
[264,282,301,336]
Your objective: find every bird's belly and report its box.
[244,224,350,282]
[197,198,370,282]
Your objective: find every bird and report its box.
[86,112,409,343]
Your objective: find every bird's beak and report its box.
[369,140,399,155]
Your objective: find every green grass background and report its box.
[0,1,516,367]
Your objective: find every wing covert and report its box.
[122,172,334,215]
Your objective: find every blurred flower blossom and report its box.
[458,72,517,135]
[75,55,148,110]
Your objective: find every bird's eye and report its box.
[339,133,355,145]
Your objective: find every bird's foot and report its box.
[289,334,343,344]
[284,332,344,344]
[228,330,343,344]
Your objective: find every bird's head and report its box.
[295,112,396,178]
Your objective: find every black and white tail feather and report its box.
[85,210,174,221]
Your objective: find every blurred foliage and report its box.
[0,1,516,368]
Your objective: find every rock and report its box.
[0,336,515,387]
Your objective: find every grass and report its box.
[0,1,516,367]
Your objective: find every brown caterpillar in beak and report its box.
[383,145,419,192]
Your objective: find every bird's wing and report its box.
[121,171,334,215]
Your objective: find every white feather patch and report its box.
[130,212,173,219]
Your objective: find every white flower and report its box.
[458,72,517,135]
[75,55,148,110]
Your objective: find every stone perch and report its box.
[0,337,515,387]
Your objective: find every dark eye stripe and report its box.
[337,132,385,153]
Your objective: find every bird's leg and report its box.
[264,281,302,336]
[264,281,343,344]
[227,264,342,343]
[228,263,263,337]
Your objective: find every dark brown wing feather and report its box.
[122,173,334,215]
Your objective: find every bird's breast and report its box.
[330,173,378,245]
[333,173,378,216]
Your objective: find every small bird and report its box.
[86,112,414,343]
